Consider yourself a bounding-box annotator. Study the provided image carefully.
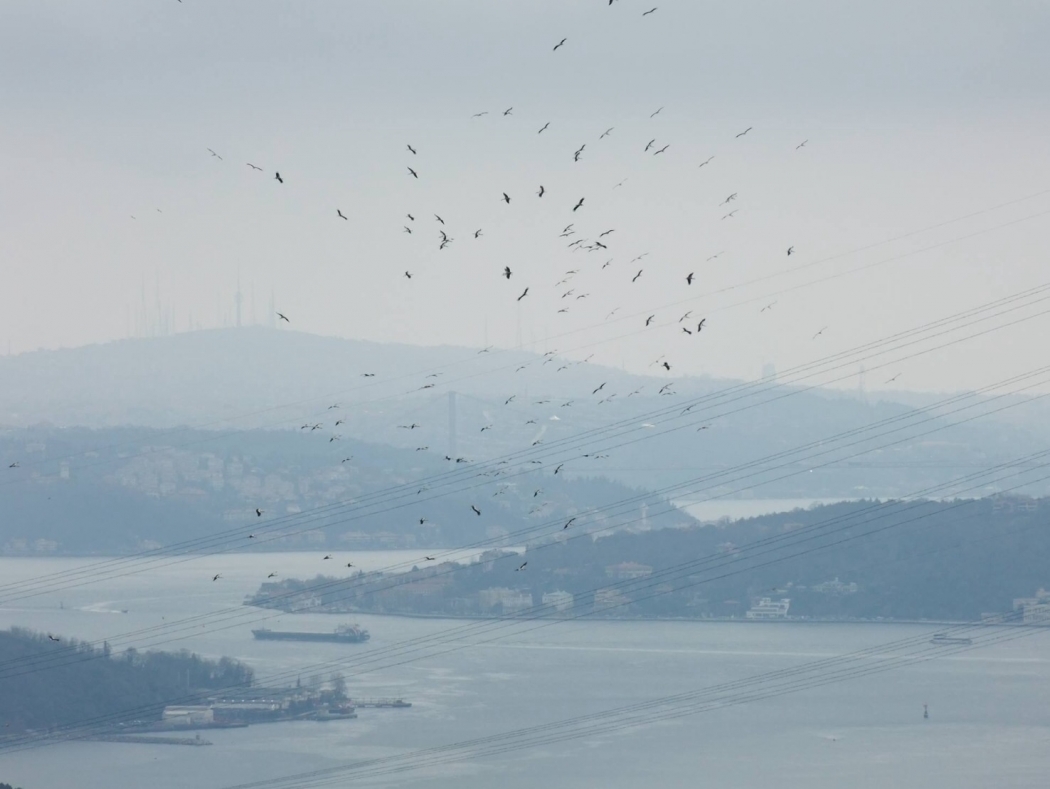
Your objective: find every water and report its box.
[1,553,1049,788]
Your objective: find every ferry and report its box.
[252,624,370,643]
[929,633,973,646]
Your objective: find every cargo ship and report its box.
[252,624,370,643]
[929,633,973,646]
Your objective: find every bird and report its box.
[337,209,348,220]
[573,197,585,211]
[592,382,607,394]
[632,270,643,282]
[650,106,664,118]
[503,192,511,204]
[419,518,427,525]
[407,144,417,154]
[404,271,412,279]
[274,172,283,183]
[474,229,483,238]
[721,210,738,219]
[208,148,222,160]
[323,555,332,560]
[471,505,482,516]
[642,7,657,15]
[407,214,415,221]
[362,373,375,377]
[697,319,706,331]
[553,38,567,51]
[886,373,902,383]
[679,311,692,322]
[698,156,714,168]
[398,423,420,429]
[48,634,60,642]
[8,462,18,468]
[554,464,564,474]
[760,301,777,312]
[276,312,290,322]
[662,361,672,371]
[682,327,692,335]
[248,534,255,539]
[503,107,513,116]
[472,111,488,118]
[267,572,278,578]
[645,139,656,152]
[574,145,585,162]
[425,556,436,561]
[722,193,738,204]
[537,185,545,197]
[600,127,614,139]
[517,287,529,301]
[346,563,354,568]
[735,127,752,138]
[599,229,615,237]
[212,574,221,582]
[256,508,264,517]
[796,139,808,149]
[645,315,655,326]
[538,122,550,133]
[481,425,493,432]
[686,272,694,285]
[564,517,576,530]
[813,326,828,339]
[408,167,419,179]
[341,457,353,463]
[516,561,528,571]
[503,266,512,279]
[246,163,263,171]
[653,145,669,155]
[435,214,445,224]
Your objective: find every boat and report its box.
[252,624,370,643]
[930,633,973,646]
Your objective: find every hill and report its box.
[2,328,1049,500]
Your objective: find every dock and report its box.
[91,733,212,746]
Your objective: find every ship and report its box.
[252,624,370,643]
[930,633,973,646]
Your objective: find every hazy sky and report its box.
[2,0,1049,392]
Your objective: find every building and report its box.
[605,562,653,581]
[594,587,632,610]
[746,597,791,620]
[1014,589,1050,625]
[162,706,215,726]
[812,577,858,595]
[541,590,574,613]
[479,587,533,615]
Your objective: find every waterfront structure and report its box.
[746,597,791,620]
[541,590,574,613]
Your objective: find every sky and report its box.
[1,0,1049,393]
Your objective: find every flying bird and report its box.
[323,555,332,560]
[698,156,714,168]
[886,373,902,384]
[276,312,289,322]
[472,111,489,118]
[645,315,655,326]
[503,192,511,204]
[425,556,436,561]
[645,139,656,152]
[404,271,412,279]
[503,107,513,116]
[554,464,564,474]
[538,185,545,197]
[697,319,706,331]
[8,462,18,468]
[662,361,672,371]
[516,561,528,571]
[517,287,529,301]
[408,167,418,178]
[256,508,264,517]
[686,272,694,285]
[208,148,222,160]
[435,214,445,224]
[267,572,277,578]
[274,172,283,183]
[503,266,512,279]
[796,140,808,149]
[722,193,737,204]
[48,635,60,642]
[642,7,658,15]
[553,38,567,51]
[813,326,828,339]
[407,144,417,154]
[563,517,576,530]
[600,127,614,138]
[787,246,794,255]
[538,122,550,133]
[471,505,482,516]
[246,163,263,171]
[337,209,348,220]
[653,145,669,155]
[735,127,752,138]
[592,382,606,394]
[212,574,221,582]
[475,229,483,238]
[632,270,643,282]
[721,210,738,219]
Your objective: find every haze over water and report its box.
[1,553,1048,789]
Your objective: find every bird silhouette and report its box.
[686,272,694,285]
[276,312,290,322]
[645,139,656,151]
[573,197,585,211]
[654,145,669,155]
[553,38,567,51]
[503,266,512,279]
[517,287,529,301]
[435,214,445,224]
[408,167,419,178]
[592,382,606,394]
[407,144,417,154]
[425,556,436,561]
[503,107,513,116]
[538,122,550,133]
[662,361,672,371]
[645,315,655,326]
[268,572,278,578]
[323,555,332,560]
[503,192,511,204]
[208,148,222,160]
[697,319,706,331]
[601,127,614,138]
[787,246,794,255]
[796,140,808,149]
[471,505,482,516]
[337,209,348,220]
[538,185,545,197]
[404,271,412,279]
[256,508,264,517]
[274,172,283,183]
[516,561,528,571]
[246,163,263,171]
[642,7,657,15]
[735,127,752,138]
[632,270,643,282]
[212,574,221,581]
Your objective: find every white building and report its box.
[746,597,791,620]
[542,590,574,613]
[162,706,214,726]
[1014,589,1050,625]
